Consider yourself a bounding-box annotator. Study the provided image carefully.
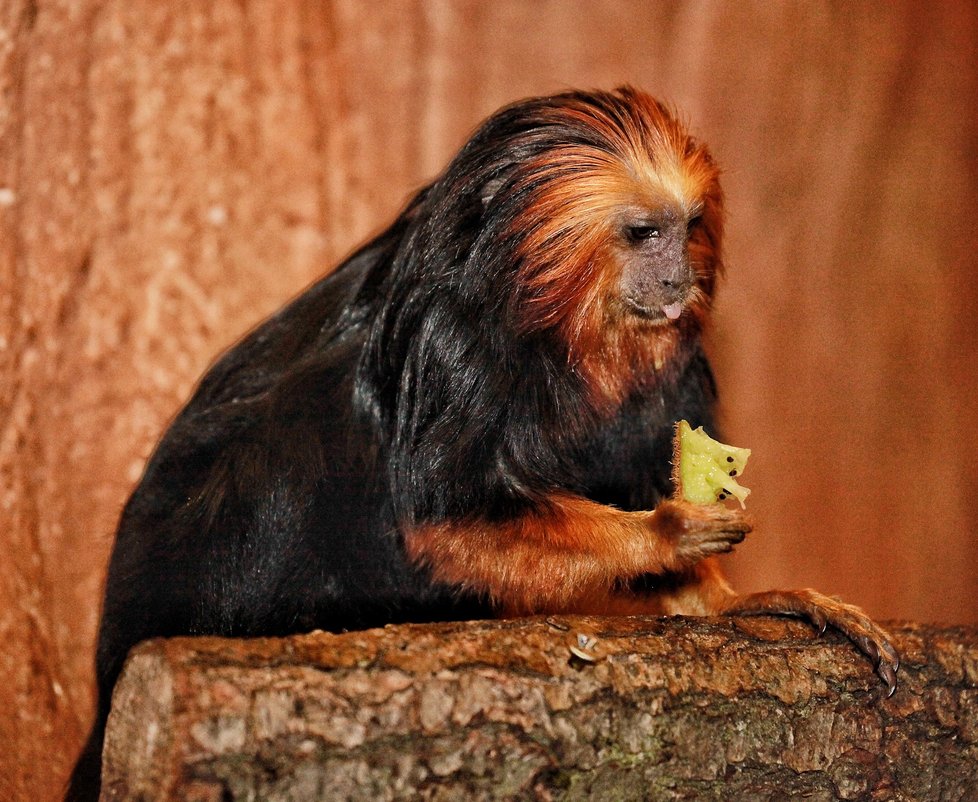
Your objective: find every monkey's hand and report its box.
[723,588,900,695]
[650,498,753,569]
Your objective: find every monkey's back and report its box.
[96,242,489,699]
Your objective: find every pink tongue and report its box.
[663,302,683,320]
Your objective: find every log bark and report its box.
[101,617,977,801]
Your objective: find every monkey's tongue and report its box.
[662,302,684,320]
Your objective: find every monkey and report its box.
[66,87,898,801]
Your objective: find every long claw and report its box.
[811,608,828,635]
[880,639,901,668]
[878,656,899,698]
[857,634,880,666]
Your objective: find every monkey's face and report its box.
[474,87,722,399]
[613,207,701,325]
[507,145,720,350]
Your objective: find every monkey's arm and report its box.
[404,494,751,615]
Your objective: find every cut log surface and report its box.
[101,617,977,801]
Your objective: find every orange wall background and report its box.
[1,2,976,798]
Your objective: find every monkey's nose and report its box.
[659,274,691,293]
[660,274,691,301]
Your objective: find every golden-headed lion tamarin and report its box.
[67,87,898,801]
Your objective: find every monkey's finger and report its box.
[694,536,741,555]
[879,638,901,668]
[682,510,754,535]
[854,633,880,666]
[824,614,899,698]
[808,606,828,635]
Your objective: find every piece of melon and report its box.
[673,419,752,508]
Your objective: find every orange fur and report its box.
[507,90,724,407]
[405,494,750,616]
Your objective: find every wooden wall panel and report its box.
[1,1,975,798]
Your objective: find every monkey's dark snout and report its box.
[658,243,694,294]
[659,275,691,296]
[658,265,694,303]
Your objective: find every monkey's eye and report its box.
[626,225,661,242]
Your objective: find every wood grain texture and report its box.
[100,618,978,801]
[0,2,975,799]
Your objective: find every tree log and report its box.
[100,617,977,801]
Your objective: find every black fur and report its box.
[67,89,717,800]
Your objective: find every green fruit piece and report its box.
[673,420,751,508]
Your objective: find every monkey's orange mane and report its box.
[509,89,724,407]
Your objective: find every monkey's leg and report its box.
[405,494,751,615]
[721,588,900,695]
